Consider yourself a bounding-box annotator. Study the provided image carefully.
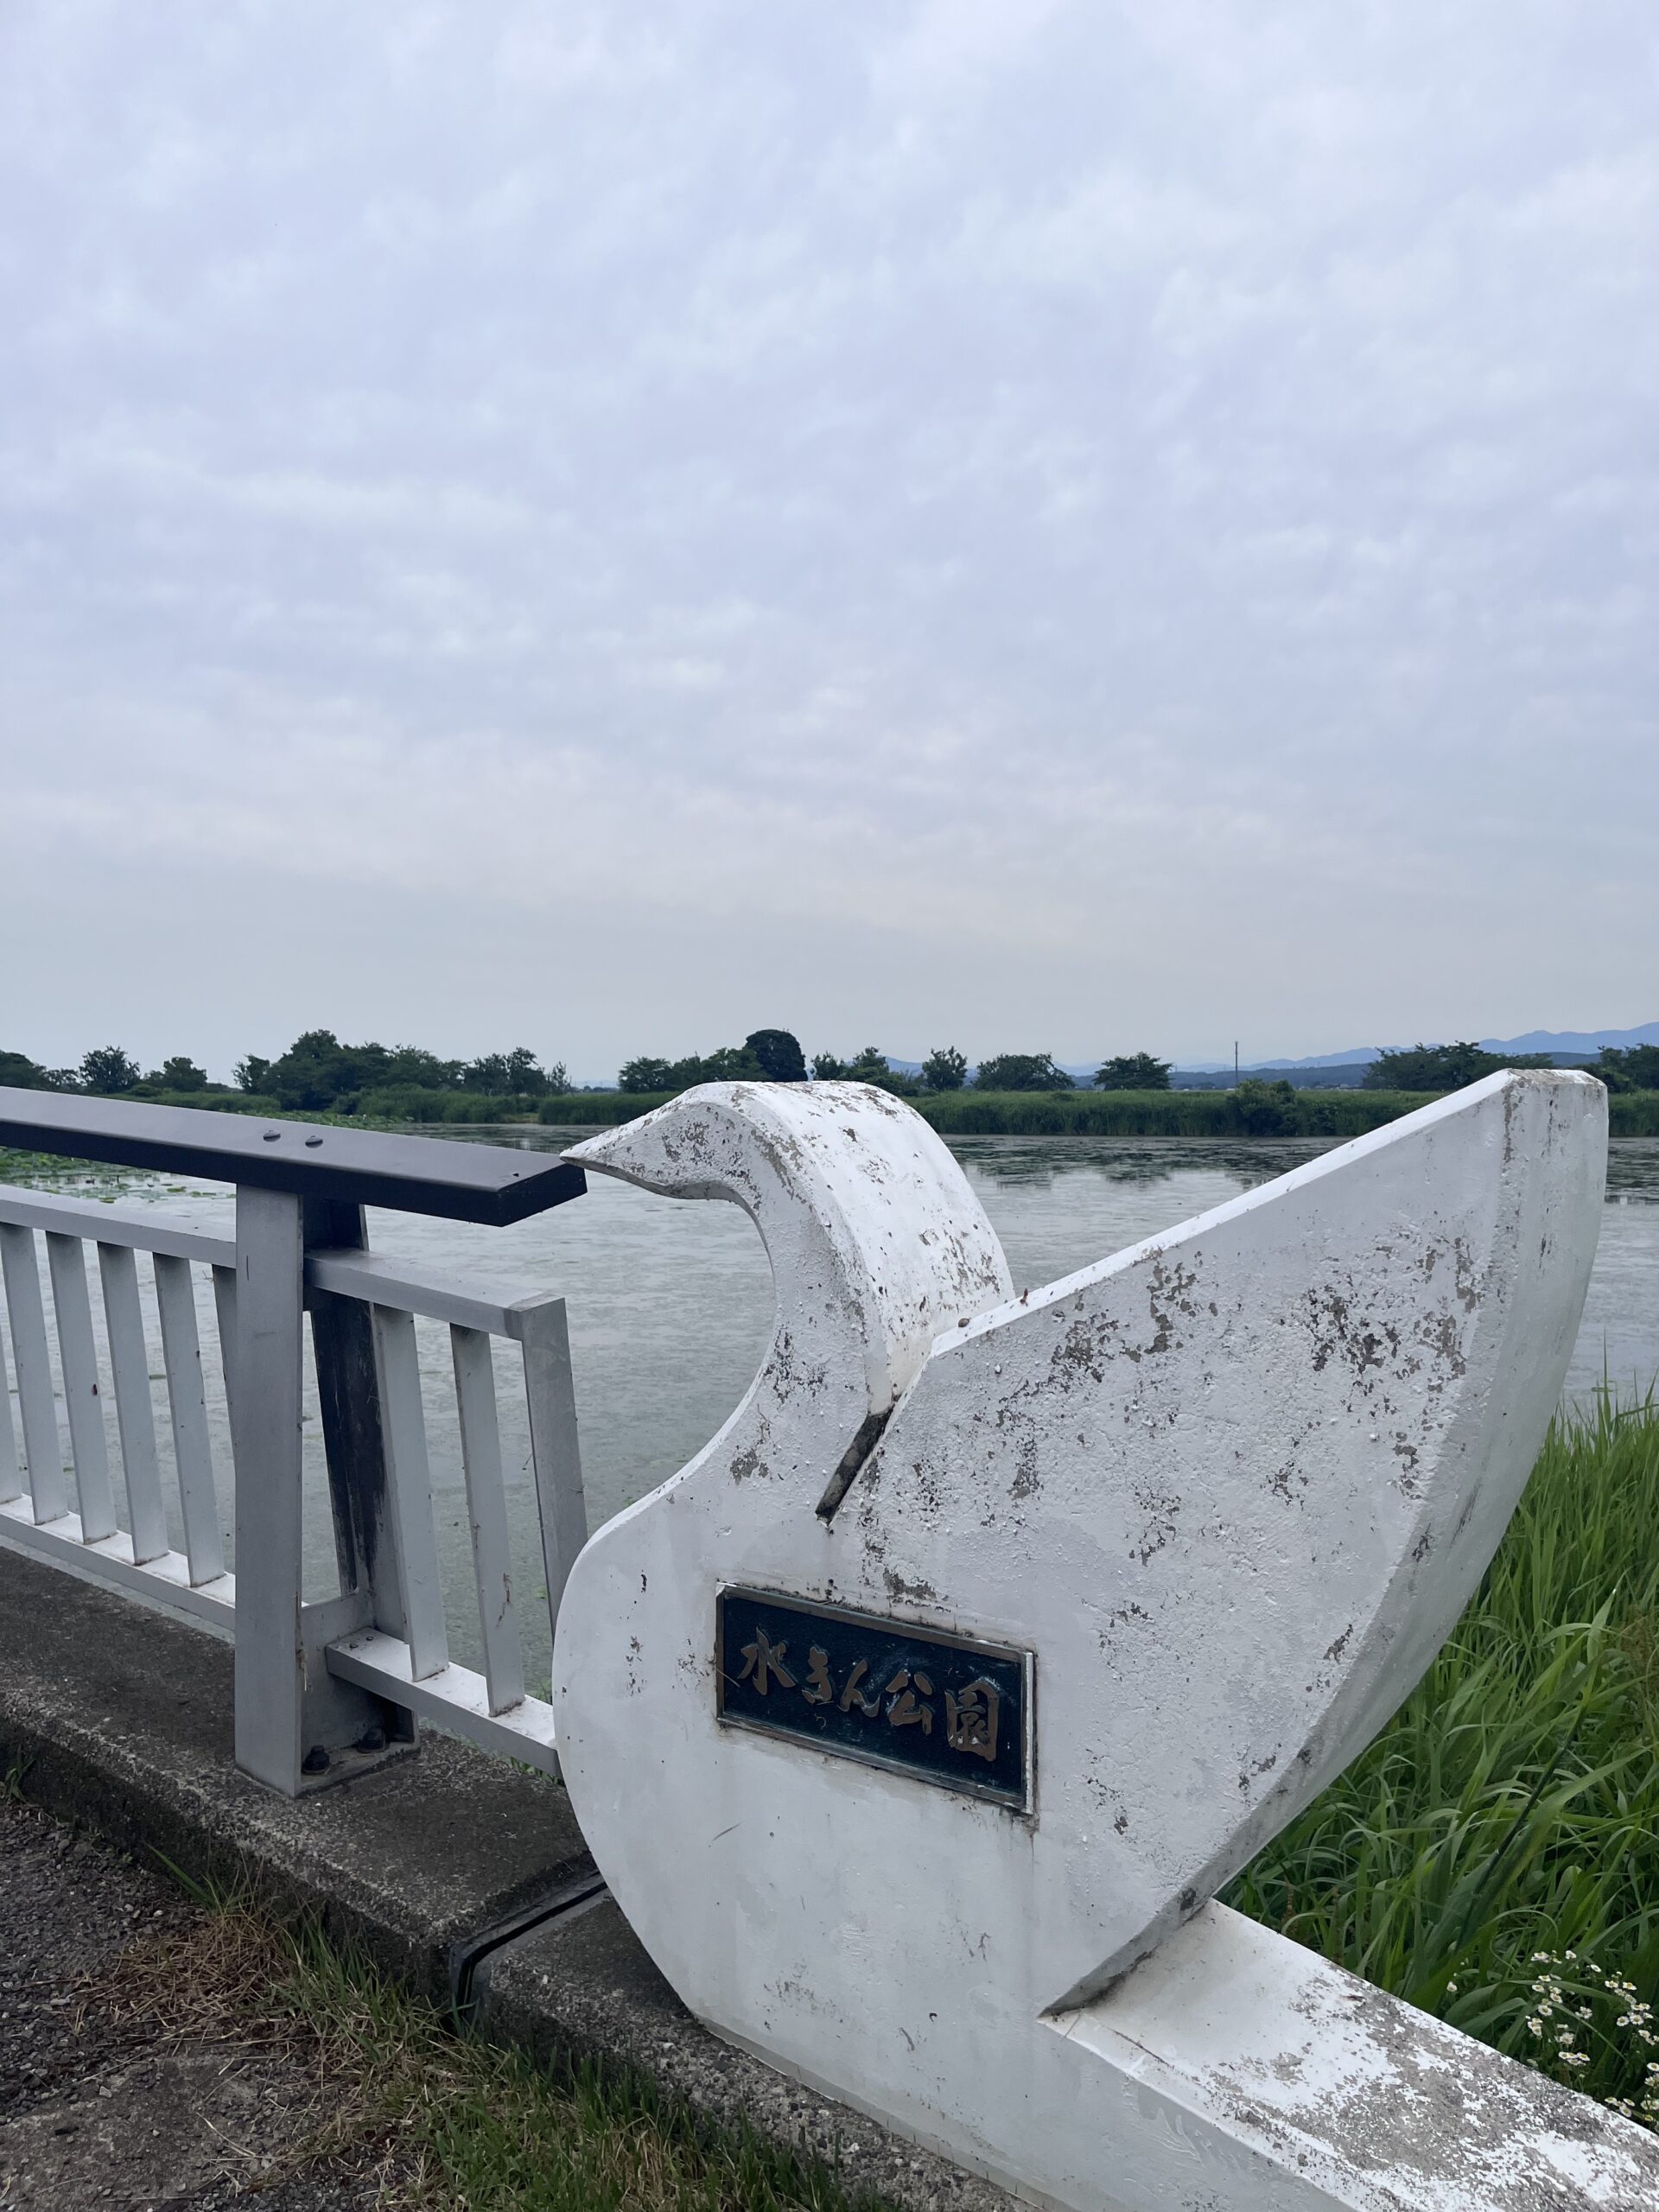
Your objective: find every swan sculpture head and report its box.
[550,1071,1637,2209]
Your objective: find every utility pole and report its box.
[1234,1040,1239,1084]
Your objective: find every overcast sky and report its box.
[3,3,1655,1081]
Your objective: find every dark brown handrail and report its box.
[0,1087,585,1225]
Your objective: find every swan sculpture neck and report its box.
[569,1077,1011,1447]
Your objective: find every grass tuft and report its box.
[86,1905,894,2210]
[1229,1385,1659,2123]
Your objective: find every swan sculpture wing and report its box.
[553,1071,1629,2210]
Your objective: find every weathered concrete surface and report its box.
[0,1792,383,2209]
[555,1075,1649,2211]
[475,1891,1014,2212]
[0,1545,591,2003]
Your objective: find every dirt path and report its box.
[0,1789,378,2210]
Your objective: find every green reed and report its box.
[1228,1387,1659,2121]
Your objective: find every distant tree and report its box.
[973,1052,1076,1093]
[920,1046,967,1092]
[0,1049,60,1090]
[1363,1043,1552,1093]
[153,1056,208,1092]
[1092,1052,1172,1092]
[503,1047,550,1096]
[453,1047,552,1095]
[619,1046,764,1093]
[808,1047,918,1093]
[233,1055,272,1093]
[79,1045,142,1095]
[382,1046,462,1090]
[263,1031,392,1111]
[542,1059,569,1096]
[698,1045,766,1083]
[620,1057,676,1094]
[1594,1045,1659,1091]
[744,1029,808,1084]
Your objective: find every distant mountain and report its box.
[1174,1048,1384,1074]
[1478,1022,1659,1056]
[1173,1024,1659,1077]
[1254,1046,1386,1069]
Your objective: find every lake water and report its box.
[7,1128,1657,1686]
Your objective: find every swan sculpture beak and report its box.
[552,1072,1648,2211]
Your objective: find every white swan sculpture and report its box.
[552,1071,1656,2211]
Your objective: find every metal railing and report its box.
[0,1087,588,1795]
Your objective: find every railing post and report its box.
[304,1198,416,1761]
[231,1186,307,1793]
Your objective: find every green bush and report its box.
[357,1088,543,1124]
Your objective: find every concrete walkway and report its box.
[0,1789,380,2209]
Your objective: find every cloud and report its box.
[1,0,1656,1072]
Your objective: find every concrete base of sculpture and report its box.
[554,1071,1656,2209]
[735,1900,1657,2210]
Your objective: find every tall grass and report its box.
[914,1088,1412,1136]
[93,1892,894,2210]
[1229,1389,1659,2121]
[535,1089,1659,1137]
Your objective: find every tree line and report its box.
[1,1027,1174,1111]
[6,1028,1651,1120]
[0,1031,569,1114]
[620,1035,1175,1095]
[1362,1041,1659,1092]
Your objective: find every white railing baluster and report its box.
[46,1232,117,1543]
[211,1264,238,1426]
[512,1294,587,1639]
[370,1305,448,1681]
[97,1243,168,1565]
[0,1294,20,1505]
[451,1324,524,1716]
[0,1224,67,1523]
[153,1253,225,1585]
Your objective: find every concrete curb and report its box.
[474,1896,1014,2211]
[0,1549,1011,2210]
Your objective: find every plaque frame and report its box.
[715,1584,1036,1814]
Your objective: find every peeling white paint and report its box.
[555,1073,1656,2209]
